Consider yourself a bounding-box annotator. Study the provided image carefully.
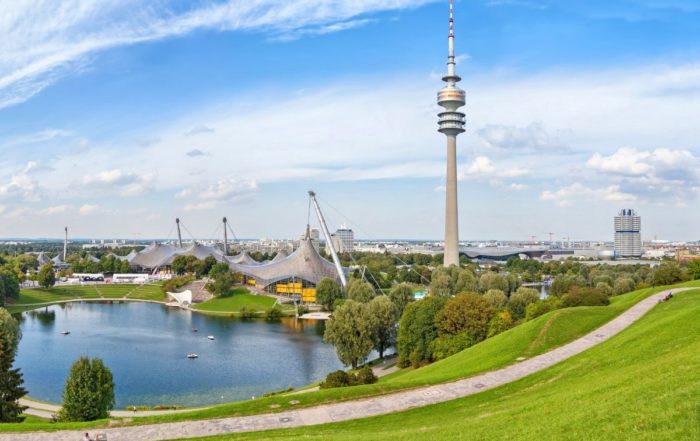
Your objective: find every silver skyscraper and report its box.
[437,0,466,267]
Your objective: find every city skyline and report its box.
[1,1,699,241]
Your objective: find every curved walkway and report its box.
[2,288,689,441]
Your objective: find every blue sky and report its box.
[0,0,699,241]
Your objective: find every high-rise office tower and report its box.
[614,209,642,258]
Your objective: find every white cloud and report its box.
[83,169,155,196]
[0,174,39,201]
[540,183,637,206]
[508,183,528,191]
[39,205,70,215]
[459,156,529,180]
[79,204,99,215]
[477,122,567,152]
[0,0,437,108]
[23,161,55,174]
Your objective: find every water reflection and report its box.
[15,302,344,408]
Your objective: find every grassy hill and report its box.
[174,287,700,440]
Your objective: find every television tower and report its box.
[437,0,466,267]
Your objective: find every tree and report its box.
[37,263,56,288]
[612,277,637,296]
[488,310,514,337]
[687,259,700,281]
[59,357,115,422]
[478,271,509,294]
[316,278,343,311]
[346,279,374,303]
[508,287,540,320]
[435,292,495,342]
[208,266,234,297]
[482,289,508,310]
[651,262,686,286]
[561,286,609,307]
[0,308,27,422]
[453,269,478,294]
[367,296,397,359]
[324,300,373,369]
[0,269,20,306]
[430,267,452,297]
[396,296,447,367]
[388,283,414,318]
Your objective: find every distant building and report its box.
[330,225,354,253]
[614,209,642,258]
[300,228,320,252]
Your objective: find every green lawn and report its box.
[192,289,284,314]
[2,282,695,433]
[126,284,165,301]
[172,288,700,441]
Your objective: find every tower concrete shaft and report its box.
[437,0,466,267]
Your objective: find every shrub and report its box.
[612,277,637,296]
[320,370,354,389]
[355,366,377,385]
[561,287,609,307]
[161,275,194,294]
[265,305,283,320]
[239,306,256,319]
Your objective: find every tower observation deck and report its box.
[438,0,466,267]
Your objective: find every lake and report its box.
[13,302,344,408]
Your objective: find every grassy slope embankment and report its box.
[2,282,696,433]
[4,284,165,313]
[192,288,292,315]
[175,287,700,441]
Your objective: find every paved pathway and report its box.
[3,288,689,441]
[19,399,208,420]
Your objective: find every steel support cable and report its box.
[316,195,432,286]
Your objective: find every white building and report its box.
[614,209,642,258]
[330,225,354,253]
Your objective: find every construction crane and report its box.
[308,190,347,288]
[543,232,555,243]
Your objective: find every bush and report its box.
[612,277,637,296]
[435,292,494,342]
[561,287,609,307]
[355,366,377,385]
[482,289,508,310]
[320,370,355,389]
[239,307,256,319]
[161,275,194,294]
[265,305,283,320]
[59,357,115,422]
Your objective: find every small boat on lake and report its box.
[192,328,198,332]
[187,353,199,359]
[61,331,70,335]
[207,335,215,340]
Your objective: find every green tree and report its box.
[367,296,397,359]
[396,296,447,367]
[435,292,495,342]
[0,268,20,306]
[686,260,700,280]
[324,300,373,368]
[59,357,115,422]
[612,277,637,296]
[482,289,508,310]
[651,262,686,286]
[208,266,234,297]
[508,287,540,320]
[0,308,27,422]
[561,286,609,307]
[388,283,414,318]
[488,310,514,337]
[37,262,56,288]
[478,271,509,294]
[453,269,478,294]
[430,267,452,297]
[316,278,343,311]
[346,279,374,303]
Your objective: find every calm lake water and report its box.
[14,302,344,408]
